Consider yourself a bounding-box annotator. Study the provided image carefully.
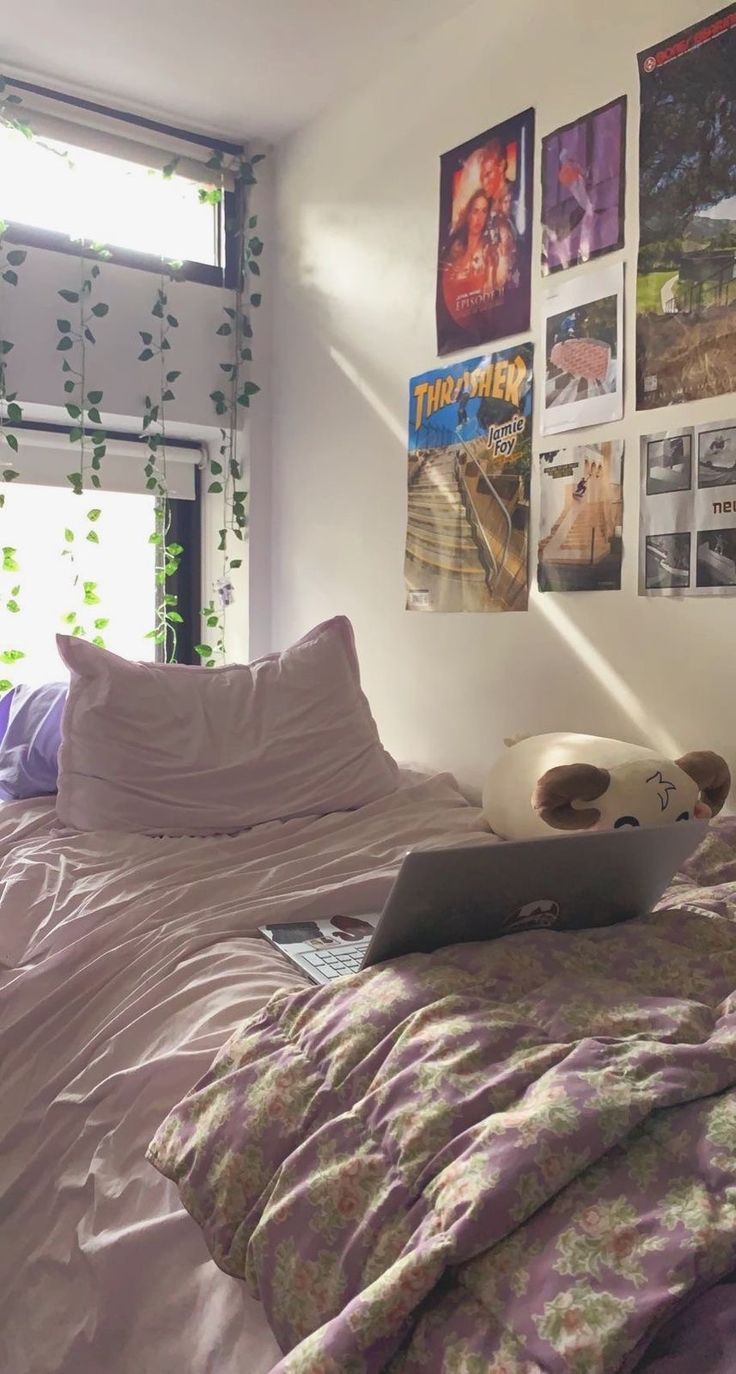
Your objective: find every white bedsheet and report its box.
[0,771,489,1374]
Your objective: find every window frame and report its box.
[1,75,244,287]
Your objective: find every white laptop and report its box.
[259,820,707,985]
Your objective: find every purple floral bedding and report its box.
[148,821,736,1373]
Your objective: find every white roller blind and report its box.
[11,429,200,500]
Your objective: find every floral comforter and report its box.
[148,821,736,1373]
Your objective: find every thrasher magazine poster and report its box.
[538,442,624,592]
[639,419,736,596]
[435,109,534,356]
[405,345,534,613]
[542,261,624,435]
[637,6,736,408]
[541,96,626,276]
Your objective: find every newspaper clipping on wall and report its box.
[542,261,624,435]
[637,6,736,408]
[435,110,534,356]
[405,345,533,613]
[538,442,624,592]
[639,419,736,596]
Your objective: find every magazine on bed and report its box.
[259,914,380,983]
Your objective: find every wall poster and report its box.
[405,345,534,613]
[637,6,736,408]
[542,261,624,435]
[639,419,736,595]
[436,109,534,356]
[538,442,624,592]
[541,97,626,276]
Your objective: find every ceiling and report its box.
[3,0,463,143]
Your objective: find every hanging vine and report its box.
[197,150,264,666]
[138,272,184,659]
[55,253,110,644]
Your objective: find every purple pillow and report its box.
[0,682,67,801]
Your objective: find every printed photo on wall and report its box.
[541,261,624,435]
[639,418,736,596]
[538,442,624,592]
[637,6,736,409]
[435,109,534,356]
[541,96,626,275]
[405,344,534,613]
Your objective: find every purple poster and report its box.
[541,97,626,276]
[435,109,534,356]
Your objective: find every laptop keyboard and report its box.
[300,939,372,981]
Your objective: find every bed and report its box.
[3,772,736,1373]
[0,768,489,1374]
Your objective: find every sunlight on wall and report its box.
[534,593,682,756]
[330,345,405,444]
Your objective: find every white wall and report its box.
[270,0,736,791]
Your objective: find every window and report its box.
[0,428,202,681]
[0,75,245,285]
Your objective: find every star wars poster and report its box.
[436,110,534,356]
[637,6,736,409]
[542,261,624,435]
[541,97,626,275]
[640,419,736,596]
[538,442,624,592]
[405,344,533,613]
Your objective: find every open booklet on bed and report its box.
[259,914,380,984]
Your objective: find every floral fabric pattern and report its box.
[147,817,736,1373]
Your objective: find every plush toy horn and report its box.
[675,751,731,817]
[532,764,611,831]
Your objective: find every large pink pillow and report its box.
[55,617,398,834]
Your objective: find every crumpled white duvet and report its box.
[0,770,489,1374]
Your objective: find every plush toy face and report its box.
[572,758,702,830]
[533,750,729,833]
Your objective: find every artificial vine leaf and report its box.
[249,261,261,277]
[241,382,260,397]
[208,481,223,494]
[93,617,109,630]
[87,390,103,404]
[250,293,262,307]
[4,435,18,454]
[2,467,18,480]
[230,559,242,569]
[68,427,83,443]
[6,403,22,422]
[84,328,96,345]
[139,332,153,346]
[161,389,175,402]
[219,362,234,374]
[87,509,101,522]
[2,269,18,286]
[167,542,184,557]
[64,380,75,393]
[216,323,231,336]
[2,548,18,570]
[65,403,82,419]
[0,340,14,354]
[198,188,222,206]
[229,459,241,478]
[0,649,24,664]
[148,532,162,545]
[209,460,223,476]
[151,300,164,319]
[166,314,178,328]
[64,528,74,543]
[6,249,26,266]
[166,370,181,383]
[145,477,158,491]
[10,585,19,596]
[58,289,79,303]
[194,644,212,658]
[168,611,183,624]
[66,472,83,494]
[57,319,72,333]
[248,216,257,229]
[86,531,99,544]
[162,157,180,179]
[88,407,102,424]
[83,581,101,605]
[160,337,171,351]
[72,626,84,638]
[240,347,252,361]
[248,236,263,255]
[56,336,74,352]
[138,348,154,362]
[90,475,101,489]
[92,636,106,648]
[224,307,236,319]
[6,599,19,613]
[61,360,73,372]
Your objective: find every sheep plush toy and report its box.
[482,733,731,841]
